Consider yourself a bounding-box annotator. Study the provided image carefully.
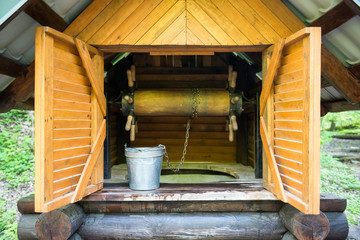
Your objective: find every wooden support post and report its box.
[35,204,85,240]
[279,204,330,240]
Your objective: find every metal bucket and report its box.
[125,145,164,190]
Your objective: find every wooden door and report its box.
[35,27,106,212]
[260,27,321,214]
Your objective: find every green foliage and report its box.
[0,110,34,188]
[321,111,360,135]
[0,199,17,240]
[321,152,360,225]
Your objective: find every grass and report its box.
[0,110,34,240]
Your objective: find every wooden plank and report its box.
[24,0,68,32]
[54,69,90,86]
[230,0,282,43]
[280,174,303,194]
[54,39,79,56]
[136,1,185,45]
[282,40,303,56]
[53,155,89,171]
[159,146,235,154]
[275,155,302,172]
[53,120,91,129]
[158,152,236,163]
[186,12,220,45]
[138,123,225,132]
[54,47,82,66]
[186,29,204,45]
[210,0,268,45]
[0,57,26,78]
[53,99,91,112]
[281,49,303,65]
[274,138,302,152]
[260,39,285,116]
[274,90,303,102]
[274,100,303,111]
[53,129,91,139]
[121,0,178,44]
[54,58,87,76]
[283,183,302,199]
[275,70,303,85]
[53,165,85,181]
[194,0,252,45]
[274,110,303,120]
[274,129,302,142]
[136,74,228,81]
[152,11,186,45]
[309,1,355,35]
[136,131,229,139]
[53,146,91,161]
[260,117,287,202]
[277,60,303,76]
[187,0,236,45]
[75,39,106,116]
[77,0,128,42]
[137,116,226,124]
[277,165,303,184]
[133,138,235,146]
[72,120,106,202]
[54,137,91,150]
[89,0,145,44]
[53,109,91,120]
[63,0,113,37]
[54,80,91,95]
[274,146,302,163]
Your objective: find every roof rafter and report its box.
[0,57,27,78]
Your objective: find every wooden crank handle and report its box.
[127,69,133,87]
[130,124,136,142]
[125,115,133,131]
[231,96,240,104]
[230,71,237,88]
[229,123,234,142]
[131,65,136,82]
[231,115,238,131]
[124,95,133,104]
[228,65,233,83]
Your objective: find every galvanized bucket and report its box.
[125,145,164,190]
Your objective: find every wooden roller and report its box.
[134,90,229,116]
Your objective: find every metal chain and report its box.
[161,88,200,172]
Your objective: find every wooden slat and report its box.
[186,12,220,45]
[54,47,82,66]
[136,131,229,139]
[54,69,90,86]
[53,120,91,129]
[275,155,302,172]
[53,110,91,120]
[275,70,303,85]
[274,120,302,131]
[54,88,91,104]
[274,100,303,111]
[53,165,85,182]
[281,49,302,65]
[157,146,235,154]
[160,152,235,163]
[260,117,287,201]
[260,38,285,116]
[54,137,91,150]
[274,110,302,121]
[274,80,303,94]
[282,40,303,56]
[136,74,228,81]
[280,175,303,195]
[275,146,302,165]
[75,39,106,116]
[53,129,91,139]
[133,138,235,146]
[72,120,106,202]
[54,80,91,95]
[53,146,91,161]
[54,58,86,76]
[53,99,91,112]
[137,116,226,124]
[277,164,302,182]
[277,60,303,75]
[53,155,88,171]
[138,123,225,132]
[274,129,302,142]
[274,90,303,102]
[283,183,302,199]
[274,138,302,152]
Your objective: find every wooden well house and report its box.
[9,0,359,239]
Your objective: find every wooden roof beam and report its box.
[24,0,68,31]
[309,1,356,35]
[0,57,27,78]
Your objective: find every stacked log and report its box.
[17,193,349,240]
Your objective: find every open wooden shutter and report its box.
[35,27,106,212]
[260,28,321,214]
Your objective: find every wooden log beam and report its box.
[35,204,85,240]
[17,214,40,240]
[0,57,27,77]
[279,204,330,240]
[323,212,349,240]
[77,212,287,239]
[0,62,35,113]
[321,45,360,103]
[309,1,355,35]
[322,100,360,113]
[24,0,68,32]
